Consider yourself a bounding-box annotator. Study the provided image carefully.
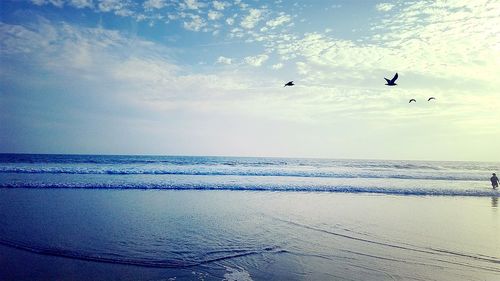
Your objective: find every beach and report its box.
[0,154,499,280]
[1,188,499,281]
[2,0,500,279]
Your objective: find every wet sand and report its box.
[0,188,499,280]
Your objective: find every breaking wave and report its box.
[0,166,489,181]
[1,154,498,198]
[1,182,498,197]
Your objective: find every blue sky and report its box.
[1,0,499,161]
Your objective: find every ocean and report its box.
[0,154,498,196]
[0,154,499,280]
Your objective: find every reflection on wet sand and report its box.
[491,196,498,208]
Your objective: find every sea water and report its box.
[0,154,498,196]
[0,154,499,281]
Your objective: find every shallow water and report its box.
[0,189,498,281]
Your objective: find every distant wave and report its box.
[0,156,289,166]
[0,167,487,181]
[1,182,498,197]
[2,154,497,171]
[0,237,284,268]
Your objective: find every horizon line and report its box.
[0,152,498,164]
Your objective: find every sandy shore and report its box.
[1,188,499,280]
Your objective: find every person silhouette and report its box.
[491,173,499,190]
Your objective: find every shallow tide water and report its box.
[0,189,499,281]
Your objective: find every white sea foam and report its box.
[0,164,491,181]
[223,266,253,281]
[0,154,498,197]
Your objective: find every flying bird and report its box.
[409,99,416,103]
[284,81,294,87]
[428,97,436,101]
[384,73,398,86]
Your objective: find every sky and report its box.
[0,0,499,161]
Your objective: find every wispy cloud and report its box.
[266,14,291,28]
[0,18,256,119]
[207,10,223,21]
[31,0,46,5]
[144,0,166,10]
[271,63,283,69]
[97,0,135,17]
[180,0,205,10]
[241,8,264,29]
[180,0,206,10]
[267,0,499,91]
[26,0,297,38]
[183,15,206,31]
[375,3,395,12]
[212,0,229,11]
[217,56,232,65]
[32,0,65,7]
[244,54,269,66]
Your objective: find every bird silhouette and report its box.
[284,81,294,87]
[409,99,416,103]
[384,73,398,86]
[428,97,436,101]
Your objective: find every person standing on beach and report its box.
[491,173,499,190]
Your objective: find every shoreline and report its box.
[1,185,498,198]
[1,189,498,280]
